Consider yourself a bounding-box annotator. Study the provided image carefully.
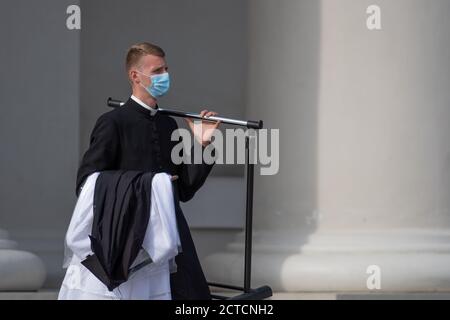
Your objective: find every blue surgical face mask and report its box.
[137,70,170,98]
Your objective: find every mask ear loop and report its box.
[135,70,152,91]
[135,69,151,78]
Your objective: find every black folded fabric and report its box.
[81,170,154,291]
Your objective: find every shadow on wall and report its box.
[247,0,321,290]
[0,0,81,289]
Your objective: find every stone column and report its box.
[203,0,450,292]
[0,228,46,291]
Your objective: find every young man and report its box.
[75,42,221,299]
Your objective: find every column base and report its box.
[203,229,450,292]
[0,249,46,291]
[0,228,46,291]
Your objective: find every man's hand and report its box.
[184,110,222,146]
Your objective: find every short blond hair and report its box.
[125,42,165,77]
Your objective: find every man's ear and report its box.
[130,70,139,85]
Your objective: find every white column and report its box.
[0,228,46,291]
[203,0,450,292]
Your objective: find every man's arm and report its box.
[76,115,120,196]
[170,118,216,202]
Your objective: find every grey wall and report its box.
[1,0,248,288]
[0,0,80,287]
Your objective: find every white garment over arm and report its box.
[58,172,181,300]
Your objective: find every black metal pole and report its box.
[107,98,263,129]
[244,135,254,293]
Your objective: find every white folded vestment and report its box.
[58,172,181,300]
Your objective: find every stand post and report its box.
[244,134,255,293]
[197,129,272,300]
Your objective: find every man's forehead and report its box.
[140,55,167,70]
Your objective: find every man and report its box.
[75,42,221,299]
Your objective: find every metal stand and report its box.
[208,135,272,300]
[106,97,272,300]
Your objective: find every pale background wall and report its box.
[203,0,450,292]
[2,0,450,293]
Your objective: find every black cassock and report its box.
[76,97,214,300]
